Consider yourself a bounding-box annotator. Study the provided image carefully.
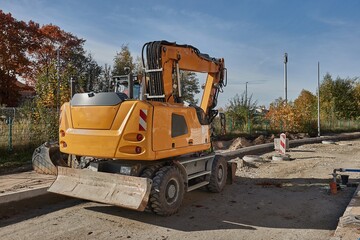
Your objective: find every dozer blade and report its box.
[48,166,152,211]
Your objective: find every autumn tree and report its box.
[112,44,134,76]
[32,26,91,111]
[0,10,35,106]
[293,89,317,133]
[0,10,90,107]
[266,98,298,132]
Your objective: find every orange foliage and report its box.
[266,99,299,132]
[0,10,85,106]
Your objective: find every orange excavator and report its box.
[48,41,233,216]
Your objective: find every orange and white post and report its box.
[279,133,286,155]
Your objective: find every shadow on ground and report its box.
[0,193,82,228]
[84,176,357,232]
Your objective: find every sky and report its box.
[1,0,360,107]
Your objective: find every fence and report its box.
[1,107,360,152]
[0,107,58,152]
[218,114,360,135]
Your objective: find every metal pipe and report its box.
[176,63,182,98]
[341,168,360,173]
[333,168,360,174]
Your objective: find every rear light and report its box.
[60,141,67,148]
[136,134,143,141]
[135,146,142,154]
[60,130,65,137]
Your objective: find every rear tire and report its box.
[140,165,162,212]
[207,155,227,193]
[149,166,185,216]
[140,165,162,179]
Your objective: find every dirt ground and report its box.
[0,139,359,240]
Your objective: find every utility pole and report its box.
[317,62,321,137]
[284,53,288,104]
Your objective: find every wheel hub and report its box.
[166,179,179,204]
[168,184,176,199]
[217,166,224,181]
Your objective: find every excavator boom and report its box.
[142,41,226,115]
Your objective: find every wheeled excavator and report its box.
[48,41,234,216]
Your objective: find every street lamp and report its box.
[284,53,288,104]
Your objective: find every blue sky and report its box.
[2,0,360,107]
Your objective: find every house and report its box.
[14,80,36,106]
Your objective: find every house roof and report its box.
[15,81,35,92]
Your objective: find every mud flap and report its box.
[227,161,237,184]
[48,167,152,211]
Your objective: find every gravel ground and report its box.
[0,139,359,240]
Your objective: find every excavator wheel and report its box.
[149,166,185,216]
[141,164,163,179]
[140,165,163,212]
[207,155,227,193]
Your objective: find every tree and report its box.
[180,71,200,105]
[75,54,102,93]
[100,64,112,92]
[112,44,134,76]
[225,92,257,132]
[319,73,359,120]
[27,24,86,86]
[133,56,144,76]
[0,10,34,106]
[31,25,92,109]
[354,82,360,113]
[0,11,89,106]
[35,62,56,108]
[294,89,317,133]
[266,98,298,132]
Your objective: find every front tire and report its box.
[207,155,227,193]
[149,166,185,216]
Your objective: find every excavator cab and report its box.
[112,68,142,100]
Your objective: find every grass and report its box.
[0,118,52,173]
[0,148,34,174]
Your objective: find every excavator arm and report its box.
[142,41,226,117]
